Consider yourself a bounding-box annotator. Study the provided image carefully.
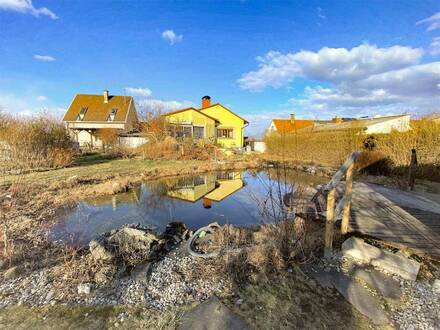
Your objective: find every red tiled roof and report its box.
[272,119,314,132]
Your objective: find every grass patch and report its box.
[0,305,183,330]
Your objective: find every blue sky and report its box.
[0,0,439,136]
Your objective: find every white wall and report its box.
[253,141,267,153]
[366,115,410,134]
[119,136,148,148]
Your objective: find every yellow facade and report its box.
[164,104,248,148]
[199,104,247,148]
[165,108,216,142]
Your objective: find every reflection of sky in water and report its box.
[49,170,325,246]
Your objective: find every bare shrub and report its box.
[0,114,77,173]
[264,129,362,166]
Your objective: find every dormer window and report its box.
[107,108,117,122]
[76,107,88,121]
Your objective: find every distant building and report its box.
[310,114,411,134]
[163,96,249,148]
[63,90,139,148]
[268,114,315,133]
[267,113,411,135]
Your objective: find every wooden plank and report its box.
[341,163,354,235]
[324,188,336,258]
[348,182,440,259]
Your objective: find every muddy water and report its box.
[49,169,326,246]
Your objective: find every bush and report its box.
[0,114,77,173]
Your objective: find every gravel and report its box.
[0,251,228,311]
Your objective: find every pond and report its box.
[49,169,327,246]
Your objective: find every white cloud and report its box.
[239,44,440,134]
[126,86,192,114]
[136,98,192,114]
[430,37,440,56]
[33,54,55,62]
[125,87,152,98]
[161,29,183,45]
[0,91,65,118]
[36,95,47,101]
[0,0,58,19]
[238,44,423,91]
[417,11,440,32]
[317,7,326,20]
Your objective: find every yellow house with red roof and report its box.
[164,96,249,148]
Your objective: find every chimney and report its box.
[333,116,342,124]
[103,90,109,103]
[290,113,295,124]
[201,95,211,108]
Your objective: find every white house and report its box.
[63,90,139,148]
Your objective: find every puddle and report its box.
[49,169,326,246]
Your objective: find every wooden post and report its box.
[341,163,354,235]
[324,188,336,259]
[408,149,417,191]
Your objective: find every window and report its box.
[107,108,118,122]
[217,128,233,139]
[193,126,204,139]
[76,107,88,121]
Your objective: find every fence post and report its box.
[341,163,354,235]
[324,188,336,259]
[408,149,417,191]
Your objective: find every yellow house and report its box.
[164,96,249,148]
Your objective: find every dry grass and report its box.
[265,119,440,180]
[0,113,77,173]
[136,136,220,161]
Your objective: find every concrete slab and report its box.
[303,266,389,325]
[342,237,420,281]
[348,265,401,299]
[328,270,389,325]
[178,296,250,330]
[370,251,420,282]
[341,237,382,263]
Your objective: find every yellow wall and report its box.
[200,104,246,148]
[165,109,216,141]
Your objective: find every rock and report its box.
[348,265,401,299]
[89,239,114,262]
[3,266,21,280]
[432,279,440,294]
[178,296,250,330]
[370,252,420,282]
[108,227,158,255]
[77,283,92,295]
[341,237,382,264]
[341,237,420,281]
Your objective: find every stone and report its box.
[89,239,114,262]
[302,265,389,325]
[3,266,21,280]
[432,279,440,294]
[341,237,382,264]
[328,271,389,325]
[77,283,92,295]
[348,265,401,299]
[370,251,420,282]
[108,227,158,255]
[178,296,250,330]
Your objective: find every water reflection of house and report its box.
[88,186,142,210]
[166,175,218,202]
[166,172,245,206]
